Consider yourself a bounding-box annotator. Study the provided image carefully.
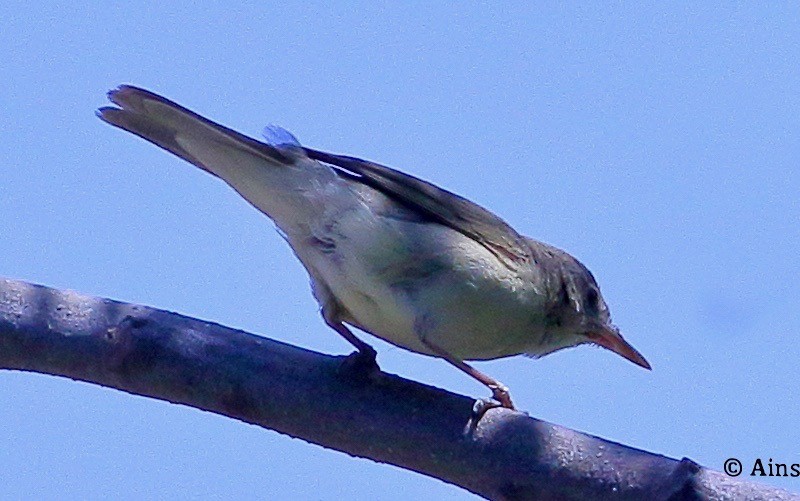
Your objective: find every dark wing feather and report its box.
[304,148,532,267]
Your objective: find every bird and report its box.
[97,85,650,410]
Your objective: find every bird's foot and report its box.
[337,346,379,381]
[463,386,516,435]
[489,383,515,410]
[463,398,505,436]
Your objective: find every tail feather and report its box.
[97,85,294,176]
[97,85,347,238]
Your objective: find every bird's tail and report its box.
[97,85,296,176]
[98,85,341,236]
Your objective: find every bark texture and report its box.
[0,278,795,500]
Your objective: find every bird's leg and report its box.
[420,339,514,410]
[328,320,378,362]
[322,309,378,375]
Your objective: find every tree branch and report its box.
[0,278,794,500]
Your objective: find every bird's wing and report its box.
[303,147,532,267]
[100,87,531,268]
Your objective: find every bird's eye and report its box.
[584,288,599,315]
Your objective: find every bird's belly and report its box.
[337,269,539,360]
[334,277,429,354]
[306,212,541,361]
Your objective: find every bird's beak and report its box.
[587,326,651,370]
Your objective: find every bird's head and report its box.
[535,243,651,370]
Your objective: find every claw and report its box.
[488,383,514,410]
[462,384,516,435]
[337,348,379,380]
[463,398,505,436]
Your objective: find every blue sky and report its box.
[2,2,799,498]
